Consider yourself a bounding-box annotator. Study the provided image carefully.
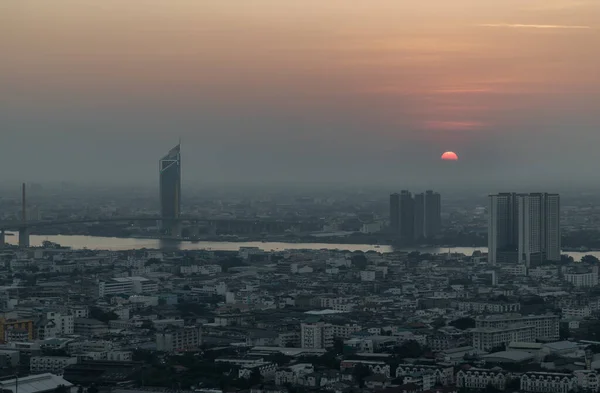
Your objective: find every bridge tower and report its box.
[18,183,30,248]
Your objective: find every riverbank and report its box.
[4,232,599,261]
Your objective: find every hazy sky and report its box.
[1,0,599,188]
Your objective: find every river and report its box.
[3,232,599,260]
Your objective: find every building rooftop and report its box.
[0,373,73,393]
[543,341,579,351]
[483,351,535,363]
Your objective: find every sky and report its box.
[1,0,599,189]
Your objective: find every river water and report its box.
[2,233,597,260]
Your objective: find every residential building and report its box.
[275,364,315,386]
[156,326,202,352]
[574,370,600,392]
[97,279,134,297]
[98,277,158,297]
[520,372,576,393]
[0,318,34,343]
[456,368,509,390]
[488,193,560,266]
[390,191,415,240]
[456,301,520,314]
[30,356,78,375]
[390,193,400,234]
[301,322,333,349]
[475,314,560,340]
[396,364,454,385]
[564,271,598,287]
[74,318,108,336]
[424,190,442,238]
[472,325,536,351]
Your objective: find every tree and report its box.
[351,254,368,269]
[141,320,154,329]
[89,307,118,323]
[561,254,574,264]
[249,368,262,386]
[87,386,98,393]
[449,317,475,330]
[485,383,501,393]
[266,353,292,366]
[393,340,423,359]
[333,338,345,355]
[219,257,247,272]
[431,318,446,329]
[521,296,545,305]
[77,387,84,393]
[145,258,161,266]
[352,363,371,388]
[582,255,600,264]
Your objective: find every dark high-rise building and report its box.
[424,190,441,238]
[390,193,400,234]
[390,191,414,239]
[488,192,560,267]
[414,193,425,240]
[398,190,415,240]
[159,144,181,234]
[413,190,441,240]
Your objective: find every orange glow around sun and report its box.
[441,151,459,161]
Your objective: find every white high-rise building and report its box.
[489,193,560,267]
[301,322,333,349]
[544,194,561,262]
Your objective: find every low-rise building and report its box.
[301,322,333,349]
[395,364,454,385]
[156,326,202,352]
[472,325,536,351]
[30,356,78,375]
[520,372,576,393]
[456,368,509,390]
[475,314,559,340]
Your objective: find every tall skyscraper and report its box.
[393,190,442,241]
[424,190,442,238]
[544,194,561,262]
[488,193,560,267]
[159,144,182,234]
[390,193,400,234]
[488,193,519,265]
[414,193,425,240]
[399,190,415,240]
[389,191,414,240]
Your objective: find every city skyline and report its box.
[2,2,600,389]
[1,1,600,187]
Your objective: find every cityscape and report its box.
[0,144,599,393]
[2,1,600,393]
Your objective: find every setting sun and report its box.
[441,151,459,161]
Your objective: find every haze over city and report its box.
[2,0,600,189]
